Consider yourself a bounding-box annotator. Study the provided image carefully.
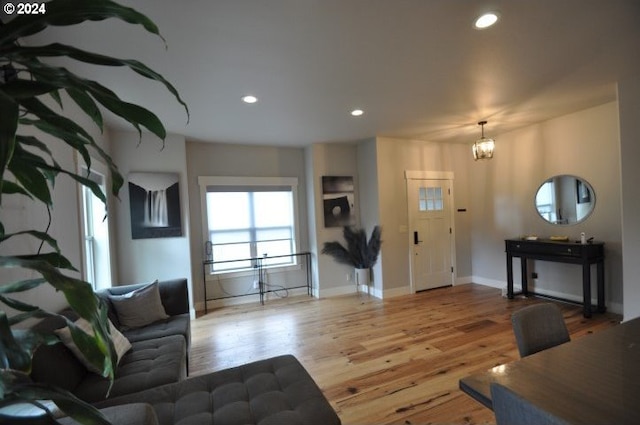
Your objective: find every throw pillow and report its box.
[56,318,132,374]
[109,280,169,329]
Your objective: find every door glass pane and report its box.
[419,187,428,211]
[419,186,444,211]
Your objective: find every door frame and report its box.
[405,170,456,293]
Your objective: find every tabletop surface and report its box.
[459,317,640,425]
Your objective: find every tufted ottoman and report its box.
[96,354,341,425]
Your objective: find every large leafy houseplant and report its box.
[0,1,187,423]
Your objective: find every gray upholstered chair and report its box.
[490,383,570,425]
[511,303,570,357]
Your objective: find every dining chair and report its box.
[511,303,570,357]
[490,383,571,425]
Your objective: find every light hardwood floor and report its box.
[190,284,620,425]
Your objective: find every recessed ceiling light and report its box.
[242,95,258,104]
[474,12,499,29]
[351,109,364,117]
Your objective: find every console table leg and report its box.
[597,261,606,313]
[506,254,514,299]
[583,263,592,318]
[521,259,528,297]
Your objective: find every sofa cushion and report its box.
[30,341,87,393]
[55,318,132,373]
[74,335,186,403]
[109,280,169,329]
[96,355,341,425]
[59,403,159,425]
[122,313,190,349]
[30,313,87,392]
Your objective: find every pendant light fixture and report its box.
[473,120,495,160]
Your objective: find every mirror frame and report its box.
[534,174,596,226]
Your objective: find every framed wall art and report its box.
[128,172,182,239]
[322,176,356,228]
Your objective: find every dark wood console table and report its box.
[505,238,605,318]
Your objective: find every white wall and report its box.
[305,143,360,297]
[357,139,383,294]
[185,141,308,310]
[618,76,640,321]
[111,131,192,307]
[469,102,623,312]
[374,137,472,295]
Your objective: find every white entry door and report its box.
[408,179,453,291]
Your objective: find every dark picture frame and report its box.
[322,176,356,228]
[128,172,183,239]
[576,179,591,204]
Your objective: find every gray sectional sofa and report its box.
[30,279,191,403]
[29,278,341,425]
[94,354,342,425]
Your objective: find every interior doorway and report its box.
[406,173,454,292]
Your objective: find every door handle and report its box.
[414,231,422,245]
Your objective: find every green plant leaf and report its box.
[10,140,106,204]
[66,320,110,375]
[19,116,93,163]
[19,96,96,153]
[93,92,166,140]
[49,89,63,108]
[0,257,114,379]
[0,294,40,313]
[13,253,76,271]
[66,87,104,130]
[0,0,164,46]
[0,256,95,318]
[0,230,60,251]
[0,278,46,294]
[0,180,33,199]
[21,62,168,145]
[7,155,52,206]
[0,312,31,371]
[0,92,19,201]
[5,379,111,425]
[12,325,59,352]
[0,0,187,420]
[15,135,54,157]
[0,79,60,98]
[5,43,189,120]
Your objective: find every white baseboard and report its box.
[381,285,411,298]
[194,278,623,316]
[318,284,359,298]
[455,276,473,285]
[315,283,410,300]
[470,276,622,315]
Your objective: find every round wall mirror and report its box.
[534,175,595,225]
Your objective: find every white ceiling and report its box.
[34,0,640,147]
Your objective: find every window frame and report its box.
[198,176,300,277]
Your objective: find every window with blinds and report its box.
[199,177,299,273]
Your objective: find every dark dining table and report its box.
[459,317,640,425]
